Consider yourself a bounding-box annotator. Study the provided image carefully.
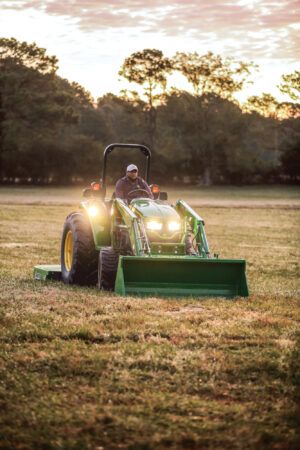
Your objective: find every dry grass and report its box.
[0,186,299,450]
[0,185,299,208]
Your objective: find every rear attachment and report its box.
[34,265,61,281]
[115,256,248,298]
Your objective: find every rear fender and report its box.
[80,200,111,249]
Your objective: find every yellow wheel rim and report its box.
[64,230,73,272]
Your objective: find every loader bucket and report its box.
[114,256,248,298]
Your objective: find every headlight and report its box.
[147,220,163,231]
[168,221,181,231]
[88,205,99,217]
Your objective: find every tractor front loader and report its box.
[34,143,248,298]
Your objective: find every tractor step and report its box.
[34,265,61,281]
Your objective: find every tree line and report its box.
[0,38,299,185]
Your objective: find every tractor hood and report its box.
[130,199,180,221]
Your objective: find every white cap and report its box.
[126,164,138,172]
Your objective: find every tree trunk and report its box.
[147,81,156,149]
[203,166,212,186]
[148,106,156,149]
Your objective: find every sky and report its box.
[1,0,299,103]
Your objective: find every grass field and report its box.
[0,186,299,450]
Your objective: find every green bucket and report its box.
[114,256,249,298]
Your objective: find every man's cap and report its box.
[126,164,138,172]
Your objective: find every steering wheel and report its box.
[127,189,151,202]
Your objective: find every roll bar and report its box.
[101,143,151,187]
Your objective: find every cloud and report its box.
[2,0,300,61]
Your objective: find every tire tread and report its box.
[98,247,119,291]
[61,212,98,285]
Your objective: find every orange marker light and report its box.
[91,182,101,191]
[151,184,160,194]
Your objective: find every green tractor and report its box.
[34,143,248,298]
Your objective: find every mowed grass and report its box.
[0,186,299,450]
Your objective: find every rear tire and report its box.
[61,212,98,285]
[98,247,119,291]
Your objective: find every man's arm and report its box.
[140,178,154,199]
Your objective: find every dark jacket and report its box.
[115,176,153,201]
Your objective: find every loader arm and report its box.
[113,198,150,256]
[175,200,211,258]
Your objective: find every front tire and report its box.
[61,212,98,285]
[98,247,119,291]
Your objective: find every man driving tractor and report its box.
[115,164,153,201]
[115,163,197,255]
[34,143,248,297]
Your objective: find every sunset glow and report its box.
[1,0,299,101]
